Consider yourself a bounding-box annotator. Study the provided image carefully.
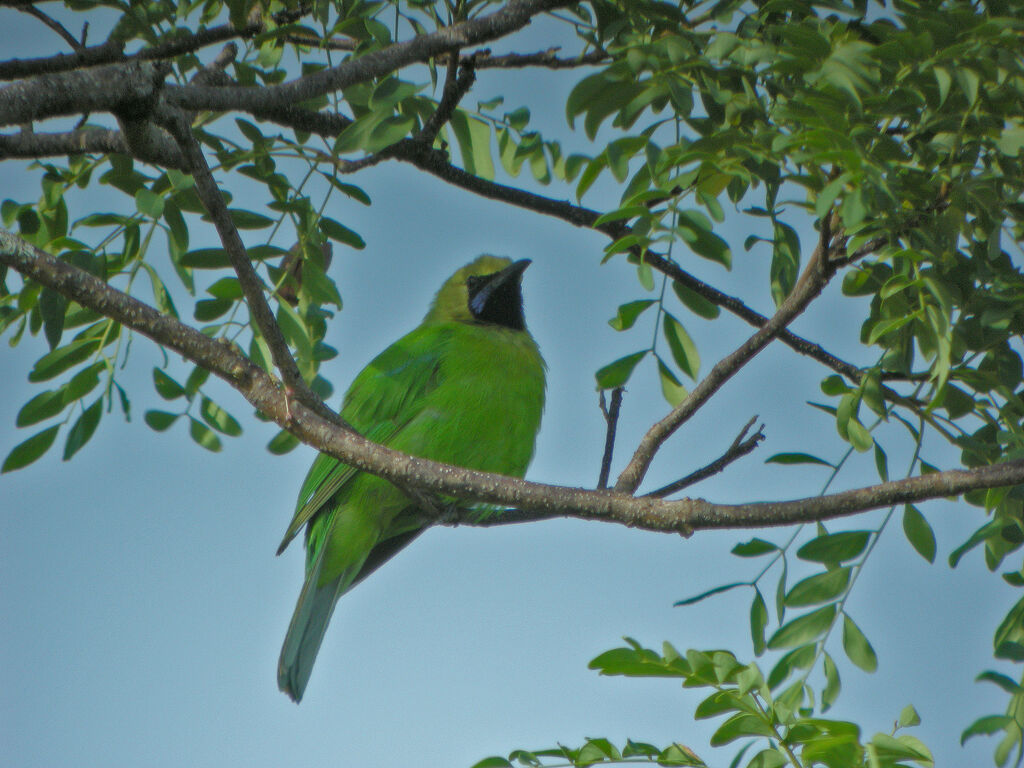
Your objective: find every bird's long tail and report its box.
[277,557,350,703]
[277,527,425,702]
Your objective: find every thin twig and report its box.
[645,416,765,498]
[597,387,624,489]
[18,5,82,50]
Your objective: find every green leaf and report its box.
[746,749,788,768]
[194,298,233,322]
[189,417,222,452]
[797,531,871,563]
[710,713,777,745]
[267,429,300,455]
[62,398,102,461]
[63,362,103,402]
[135,188,165,218]
[961,715,1013,745]
[595,350,647,389]
[873,442,888,482]
[786,567,851,607]
[846,418,873,452]
[227,209,274,229]
[768,604,836,649]
[16,389,66,427]
[675,581,748,606]
[144,410,180,431]
[765,452,834,467]
[184,366,210,396]
[695,689,747,719]
[949,519,1002,568]
[842,614,878,672]
[672,281,720,319]
[152,368,187,400]
[636,262,655,290]
[732,538,778,557]
[29,339,100,382]
[902,505,936,563]
[200,397,242,436]
[276,302,313,364]
[822,653,841,711]
[470,758,512,768]
[869,733,933,766]
[365,114,416,153]
[38,288,67,350]
[751,588,768,656]
[898,704,922,728]
[450,109,495,180]
[320,216,366,250]
[206,277,243,300]
[180,248,230,268]
[677,210,731,268]
[976,671,1021,694]
[608,299,655,331]
[2,425,60,472]
[663,312,699,380]
[657,358,687,407]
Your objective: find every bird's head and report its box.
[424,255,531,330]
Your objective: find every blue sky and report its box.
[1,5,1017,767]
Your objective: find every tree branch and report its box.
[156,106,338,425]
[614,218,839,494]
[4,229,1021,538]
[597,387,623,490]
[161,0,569,115]
[17,4,82,50]
[453,47,609,68]
[645,416,765,498]
[0,5,313,80]
[0,59,171,127]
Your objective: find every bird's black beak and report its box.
[467,259,531,330]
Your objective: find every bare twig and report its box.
[597,387,624,489]
[3,228,1023,535]
[614,217,839,494]
[18,5,82,50]
[645,416,765,498]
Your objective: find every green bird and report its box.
[277,255,546,701]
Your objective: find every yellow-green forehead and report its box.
[447,255,512,285]
[425,255,513,322]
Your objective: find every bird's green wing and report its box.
[275,325,450,556]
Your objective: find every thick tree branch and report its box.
[4,229,1021,538]
[0,5,313,80]
[0,59,170,127]
[0,126,125,159]
[161,0,569,115]
[614,219,839,494]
